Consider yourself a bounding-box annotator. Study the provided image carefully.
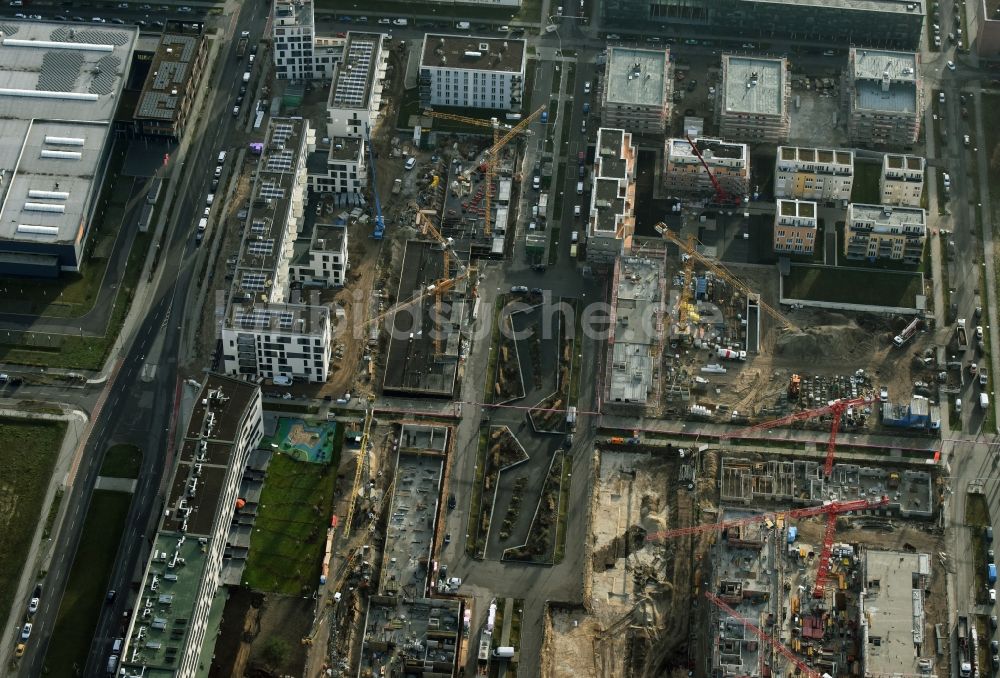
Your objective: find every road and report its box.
[11,2,269,675]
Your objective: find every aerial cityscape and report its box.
[0,0,997,677]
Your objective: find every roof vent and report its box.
[478,42,488,51]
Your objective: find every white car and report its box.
[977,326,985,340]
[377,18,391,24]
[446,577,462,588]
[241,30,250,37]
[964,134,971,146]
[879,386,889,402]
[991,588,997,604]
[943,171,951,185]
[232,105,240,117]
[92,17,106,22]
[947,60,956,71]
[20,623,32,641]
[939,92,945,103]
[27,598,39,615]
[583,81,591,94]
[934,35,942,47]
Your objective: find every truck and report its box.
[538,192,548,213]
[717,347,748,361]
[236,36,248,58]
[957,318,969,350]
[892,317,921,347]
[989,563,997,585]
[959,615,972,677]
[982,393,991,410]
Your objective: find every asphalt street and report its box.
[10,2,268,675]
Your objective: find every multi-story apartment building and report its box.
[717,55,790,143]
[774,146,854,203]
[134,32,207,139]
[600,47,671,136]
[586,128,637,266]
[326,32,389,139]
[601,0,924,51]
[845,48,923,147]
[880,153,925,207]
[419,34,526,111]
[272,0,336,80]
[220,118,333,383]
[290,223,349,287]
[307,137,366,195]
[663,137,750,198]
[845,203,926,263]
[976,0,1000,57]
[119,375,263,678]
[773,199,818,254]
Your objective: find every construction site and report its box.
[542,432,947,678]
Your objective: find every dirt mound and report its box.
[775,324,871,361]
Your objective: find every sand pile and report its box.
[775,323,872,361]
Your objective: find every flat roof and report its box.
[851,49,919,113]
[721,55,786,116]
[777,199,817,220]
[590,129,633,236]
[328,32,385,111]
[608,258,661,404]
[884,153,924,171]
[778,146,854,167]
[226,301,328,336]
[136,33,203,123]
[669,137,747,163]
[753,0,925,13]
[849,203,926,231]
[604,46,669,108]
[0,20,137,247]
[421,33,525,73]
[273,0,314,27]
[862,549,930,677]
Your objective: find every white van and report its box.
[956,398,963,413]
[571,231,579,243]
[456,21,471,29]
[217,151,227,165]
[206,193,215,206]
[197,218,208,231]
[574,205,581,217]
[242,71,251,83]
[982,393,990,410]
[112,638,123,654]
[576,181,584,194]
[107,656,119,674]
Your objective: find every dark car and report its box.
[448,493,456,510]
[444,533,451,545]
[33,584,42,598]
[106,589,117,603]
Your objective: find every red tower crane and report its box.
[645,496,888,542]
[684,134,740,206]
[705,592,823,678]
[719,395,878,598]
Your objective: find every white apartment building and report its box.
[419,34,526,111]
[220,118,333,383]
[290,223,349,287]
[272,0,336,80]
[119,376,263,678]
[880,153,925,207]
[587,128,637,266]
[773,199,818,255]
[308,137,367,196]
[845,48,923,147]
[326,32,389,139]
[845,203,926,263]
[663,137,750,198]
[774,146,855,203]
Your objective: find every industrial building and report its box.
[845,203,926,264]
[774,146,855,203]
[858,549,931,678]
[717,55,790,144]
[773,199,818,255]
[271,0,336,80]
[663,137,750,198]
[604,257,664,406]
[382,240,467,398]
[879,153,925,207]
[119,375,264,678]
[325,32,388,139]
[600,46,671,136]
[419,34,526,111]
[220,118,333,384]
[845,48,923,148]
[586,128,636,266]
[0,20,138,277]
[134,32,207,139]
[600,0,924,50]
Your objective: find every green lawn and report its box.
[850,160,881,204]
[0,419,66,624]
[466,429,489,558]
[100,444,143,479]
[553,455,572,564]
[784,265,922,308]
[44,490,132,677]
[242,446,341,595]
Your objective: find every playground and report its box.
[266,418,338,464]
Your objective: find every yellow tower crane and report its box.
[424,105,546,237]
[655,223,800,333]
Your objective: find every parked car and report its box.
[27,598,39,615]
[20,623,32,641]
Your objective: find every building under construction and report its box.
[604,257,665,408]
[381,240,468,398]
